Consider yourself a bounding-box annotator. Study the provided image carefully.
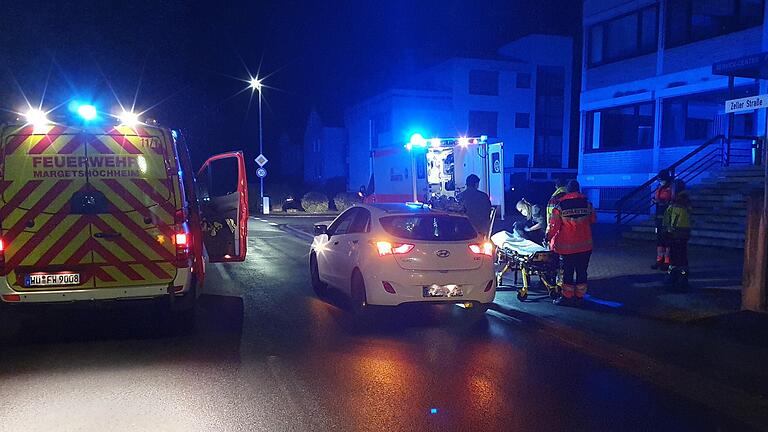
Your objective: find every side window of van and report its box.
[199,157,238,199]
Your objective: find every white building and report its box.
[345,34,575,193]
[579,0,767,214]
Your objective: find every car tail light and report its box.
[1,294,20,302]
[469,242,494,257]
[174,231,190,267]
[382,281,396,294]
[0,238,6,276]
[375,241,415,256]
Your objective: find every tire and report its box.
[350,271,368,317]
[310,253,328,297]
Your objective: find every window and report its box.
[328,209,356,236]
[349,209,371,233]
[468,110,498,136]
[379,215,477,241]
[516,72,531,89]
[515,113,530,128]
[468,70,499,95]
[534,65,565,167]
[588,6,658,67]
[666,0,765,48]
[585,103,654,152]
[661,86,759,147]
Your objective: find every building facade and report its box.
[303,110,348,184]
[579,0,768,214]
[345,34,574,193]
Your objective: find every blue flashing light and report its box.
[429,138,441,147]
[430,408,439,415]
[77,104,97,121]
[409,133,426,147]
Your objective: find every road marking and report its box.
[211,263,232,281]
[269,222,279,226]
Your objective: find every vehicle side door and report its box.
[338,208,371,293]
[319,208,357,288]
[197,152,249,262]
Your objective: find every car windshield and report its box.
[379,214,477,241]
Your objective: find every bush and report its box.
[301,191,329,213]
[334,192,361,212]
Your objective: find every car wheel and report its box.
[350,271,368,316]
[310,253,328,297]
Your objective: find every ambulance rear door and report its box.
[1,125,95,291]
[487,142,505,219]
[86,126,179,289]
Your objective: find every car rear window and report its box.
[379,215,477,241]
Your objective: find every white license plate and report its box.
[25,273,81,287]
[423,284,463,298]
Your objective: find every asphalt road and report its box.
[0,218,755,432]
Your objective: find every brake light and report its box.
[174,231,190,267]
[469,242,494,257]
[0,238,5,276]
[375,241,415,256]
[175,233,189,247]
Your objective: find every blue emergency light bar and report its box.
[405,134,488,151]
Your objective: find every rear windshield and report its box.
[379,215,477,241]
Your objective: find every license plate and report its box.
[25,273,81,287]
[423,284,463,298]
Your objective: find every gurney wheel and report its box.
[516,291,528,302]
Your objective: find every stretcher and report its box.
[491,231,560,301]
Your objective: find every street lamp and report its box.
[249,76,265,209]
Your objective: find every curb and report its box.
[490,302,768,431]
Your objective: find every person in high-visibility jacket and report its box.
[663,179,692,289]
[545,178,568,240]
[548,180,596,305]
[652,170,674,270]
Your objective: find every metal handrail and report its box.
[616,135,725,225]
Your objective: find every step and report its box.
[630,224,745,240]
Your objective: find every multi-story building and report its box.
[579,0,767,215]
[303,110,348,184]
[345,34,574,193]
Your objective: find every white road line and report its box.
[211,263,232,281]
[269,222,279,226]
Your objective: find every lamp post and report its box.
[249,77,265,206]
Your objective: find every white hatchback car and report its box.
[309,203,496,315]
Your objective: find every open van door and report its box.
[487,142,505,219]
[197,152,248,262]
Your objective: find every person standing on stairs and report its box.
[664,179,692,290]
[652,170,674,270]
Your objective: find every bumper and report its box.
[0,268,193,304]
[362,263,496,307]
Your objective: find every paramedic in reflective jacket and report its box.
[458,174,492,237]
[547,180,596,305]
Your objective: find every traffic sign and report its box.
[256,167,267,178]
[725,94,768,113]
[255,154,268,167]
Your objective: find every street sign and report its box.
[725,94,768,113]
[255,154,268,167]
[256,167,267,178]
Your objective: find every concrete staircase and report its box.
[623,165,764,249]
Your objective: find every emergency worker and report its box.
[652,170,674,270]
[546,178,568,237]
[548,180,596,305]
[457,174,492,237]
[664,179,692,290]
[515,199,545,244]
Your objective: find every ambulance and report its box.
[363,134,506,218]
[0,107,249,323]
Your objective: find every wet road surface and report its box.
[0,218,754,431]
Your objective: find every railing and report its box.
[615,135,726,225]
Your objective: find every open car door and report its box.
[197,152,249,262]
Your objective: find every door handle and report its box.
[94,232,122,239]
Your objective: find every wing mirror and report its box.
[314,224,328,236]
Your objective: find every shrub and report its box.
[301,191,329,213]
[334,192,361,212]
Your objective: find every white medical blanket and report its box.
[491,231,547,256]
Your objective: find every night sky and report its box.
[0,0,580,172]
